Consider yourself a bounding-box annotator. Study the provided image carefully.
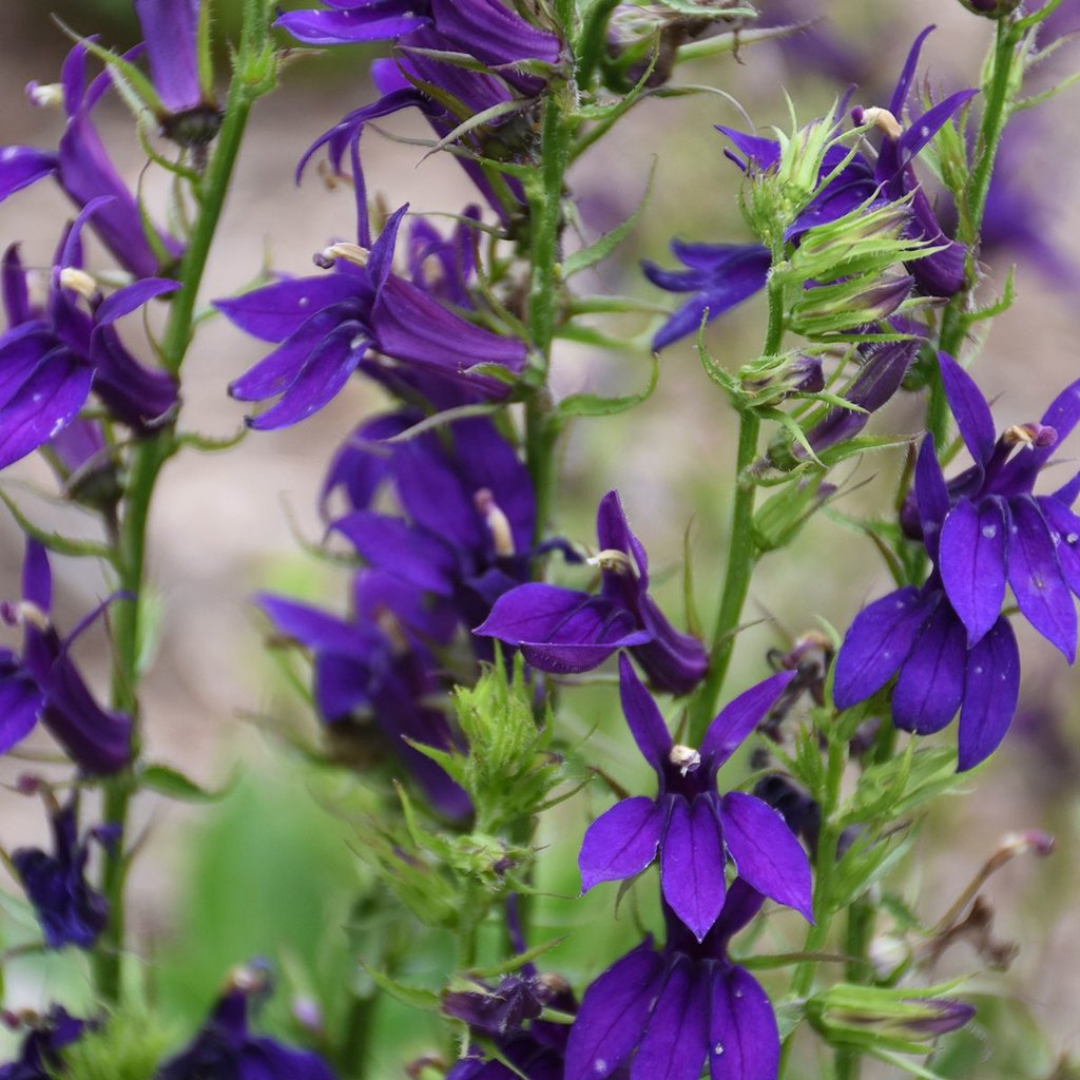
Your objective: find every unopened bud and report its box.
[900,999,976,1038]
[956,0,1022,18]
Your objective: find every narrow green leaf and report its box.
[141,763,231,803]
[557,351,659,418]
[564,162,655,277]
[357,959,441,1012]
[0,491,114,562]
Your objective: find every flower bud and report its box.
[956,0,1022,17]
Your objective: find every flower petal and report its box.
[1007,495,1077,660]
[720,792,813,921]
[938,352,996,468]
[215,275,361,343]
[939,498,1007,646]
[914,436,950,561]
[632,956,710,1080]
[660,795,726,941]
[618,653,673,773]
[957,617,1020,771]
[709,965,779,1080]
[832,587,935,709]
[701,670,796,776]
[579,796,666,893]
[0,664,43,754]
[0,145,59,201]
[564,942,666,1080]
[1039,497,1080,597]
[892,603,966,734]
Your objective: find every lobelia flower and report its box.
[0,1007,88,1080]
[1,44,183,279]
[578,656,811,940]
[834,353,1080,769]
[288,3,561,221]
[258,568,470,818]
[0,539,132,774]
[156,964,336,1080]
[644,27,974,350]
[565,882,783,1080]
[11,795,116,950]
[475,491,709,696]
[327,415,538,646]
[0,206,179,471]
[217,205,527,429]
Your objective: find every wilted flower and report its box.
[476,490,708,695]
[565,883,782,1080]
[11,795,115,950]
[577,656,810,940]
[0,540,132,774]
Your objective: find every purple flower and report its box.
[475,491,708,695]
[578,656,810,940]
[11,796,115,950]
[328,415,537,646]
[258,569,469,818]
[0,211,178,472]
[0,540,132,774]
[1,44,182,278]
[0,1007,88,1080]
[565,882,781,1080]
[645,28,974,350]
[157,965,336,1080]
[834,355,1080,768]
[217,205,526,428]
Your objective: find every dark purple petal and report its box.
[632,956,710,1080]
[95,278,180,326]
[1039,497,1080,597]
[42,653,132,774]
[895,91,978,167]
[579,796,666,892]
[564,943,666,1080]
[475,584,649,673]
[321,411,417,513]
[957,616,1020,771]
[713,878,766,948]
[432,0,562,68]
[0,326,54,410]
[0,664,42,754]
[333,510,458,596]
[0,354,93,470]
[633,598,708,697]
[715,126,781,171]
[889,26,935,116]
[618,653,673,773]
[833,587,936,709]
[914,437,950,561]
[708,965,779,1080]
[256,593,367,655]
[1007,495,1077,659]
[215,275,361,343]
[248,322,367,430]
[134,0,202,113]
[939,498,1007,646]
[719,792,813,921]
[276,9,421,45]
[392,440,484,554]
[891,604,967,734]
[701,670,796,776]
[996,377,1080,494]
[0,145,59,201]
[660,795,726,942]
[22,538,52,610]
[597,489,650,585]
[91,326,178,429]
[938,352,996,468]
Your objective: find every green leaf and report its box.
[141,763,231,803]
[564,163,655,277]
[357,958,441,1012]
[0,491,114,562]
[557,352,659,418]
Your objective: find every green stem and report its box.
[92,18,268,1002]
[525,88,573,543]
[688,276,784,742]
